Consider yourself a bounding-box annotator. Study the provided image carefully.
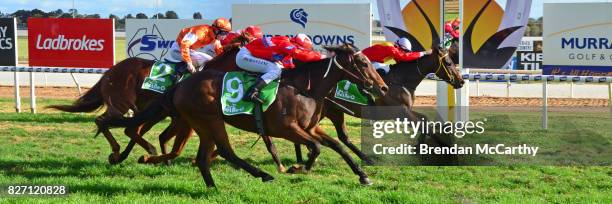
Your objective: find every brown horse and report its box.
[290,45,464,165]
[47,39,245,164]
[105,44,388,187]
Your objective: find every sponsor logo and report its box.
[0,26,13,50]
[290,8,308,28]
[263,34,355,47]
[127,24,175,60]
[561,37,612,49]
[35,34,105,51]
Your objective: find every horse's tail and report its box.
[101,86,177,129]
[47,80,103,113]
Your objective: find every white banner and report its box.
[376,0,404,43]
[126,19,211,61]
[232,4,371,51]
[543,3,612,76]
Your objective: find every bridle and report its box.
[416,51,456,84]
[323,52,374,92]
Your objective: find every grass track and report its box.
[0,98,610,203]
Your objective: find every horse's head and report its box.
[323,44,389,97]
[432,45,464,89]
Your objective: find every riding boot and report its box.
[244,78,267,103]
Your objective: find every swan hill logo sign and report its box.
[127,23,174,60]
[126,19,212,61]
[0,18,17,66]
[290,8,308,28]
[28,18,115,68]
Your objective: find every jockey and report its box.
[165,17,232,73]
[236,34,324,102]
[362,38,432,75]
[444,18,460,47]
[220,26,263,47]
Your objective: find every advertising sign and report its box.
[232,4,371,52]
[126,19,211,60]
[515,37,542,70]
[543,3,612,76]
[0,18,17,66]
[28,18,115,68]
[462,0,532,69]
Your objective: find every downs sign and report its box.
[28,18,115,68]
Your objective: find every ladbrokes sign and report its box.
[28,18,115,68]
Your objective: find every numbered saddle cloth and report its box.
[334,80,370,105]
[142,61,190,93]
[221,71,280,116]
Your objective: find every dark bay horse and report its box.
[106,45,388,187]
[47,41,244,164]
[290,45,465,165]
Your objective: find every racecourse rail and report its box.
[2,66,611,130]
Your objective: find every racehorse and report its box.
[289,45,464,166]
[47,36,249,164]
[104,44,388,187]
[108,44,461,171]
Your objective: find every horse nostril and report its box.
[381,86,389,94]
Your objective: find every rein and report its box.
[323,54,374,91]
[416,52,455,83]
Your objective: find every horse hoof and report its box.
[286,164,306,174]
[360,177,373,186]
[278,165,287,173]
[164,160,172,166]
[138,155,149,164]
[108,153,121,165]
[261,174,274,182]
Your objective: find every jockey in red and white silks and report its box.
[236,34,324,101]
[362,38,431,74]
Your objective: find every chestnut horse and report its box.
[48,42,244,164]
[105,44,388,187]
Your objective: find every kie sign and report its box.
[28,18,115,68]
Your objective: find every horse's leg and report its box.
[261,135,286,172]
[313,126,372,185]
[327,108,373,164]
[208,119,274,182]
[96,114,121,165]
[158,120,180,165]
[193,128,216,188]
[116,116,166,163]
[294,143,303,164]
[139,121,194,165]
[124,124,158,156]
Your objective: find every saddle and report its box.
[163,60,189,83]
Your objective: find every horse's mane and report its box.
[203,46,240,70]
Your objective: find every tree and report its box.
[59,13,73,18]
[152,13,165,19]
[68,9,79,18]
[85,14,100,19]
[193,12,202,19]
[50,9,63,17]
[126,14,134,19]
[165,10,178,19]
[135,13,148,19]
[109,14,119,20]
[31,9,47,18]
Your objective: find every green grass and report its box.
[17,37,126,64]
[0,98,610,203]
